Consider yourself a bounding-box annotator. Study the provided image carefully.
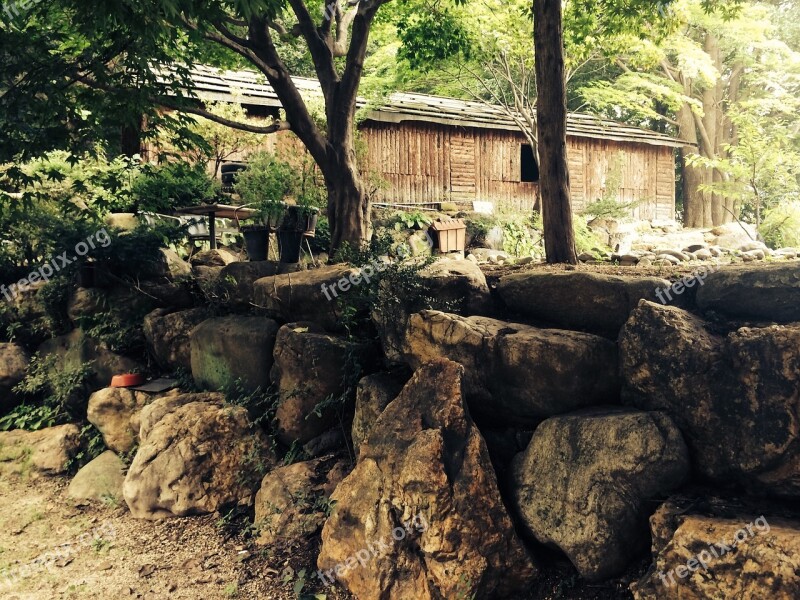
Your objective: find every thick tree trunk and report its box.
[324,145,370,252]
[533,0,577,265]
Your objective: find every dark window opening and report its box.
[521,144,539,183]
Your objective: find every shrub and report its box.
[1,354,92,430]
[760,202,800,249]
[130,161,220,214]
[234,152,294,219]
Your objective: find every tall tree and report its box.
[534,0,577,263]
[1,0,403,251]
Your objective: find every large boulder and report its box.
[404,310,620,425]
[632,500,799,598]
[419,259,493,315]
[695,263,800,322]
[497,271,674,337]
[87,387,153,454]
[373,259,494,365]
[190,248,240,267]
[190,316,279,392]
[67,450,126,502]
[318,359,537,600]
[351,373,406,458]
[217,261,282,308]
[0,343,29,412]
[253,458,348,547]
[0,424,80,475]
[511,408,690,581]
[123,394,274,519]
[37,329,144,391]
[620,300,800,496]
[271,323,370,445]
[253,265,358,331]
[143,307,207,371]
[706,221,759,249]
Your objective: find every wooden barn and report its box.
[172,66,682,218]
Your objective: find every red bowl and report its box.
[110,373,145,388]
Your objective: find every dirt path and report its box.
[0,473,349,600]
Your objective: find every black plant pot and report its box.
[282,205,319,234]
[78,263,96,288]
[242,226,270,261]
[277,230,304,264]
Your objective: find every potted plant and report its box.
[234,152,294,261]
[277,204,319,263]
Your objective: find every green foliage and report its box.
[502,218,541,258]
[1,354,92,430]
[90,223,187,280]
[573,218,608,255]
[233,152,293,221]
[130,161,221,214]
[396,5,473,70]
[66,423,107,472]
[390,210,433,231]
[760,202,800,249]
[582,196,641,219]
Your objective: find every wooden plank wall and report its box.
[273,120,676,218]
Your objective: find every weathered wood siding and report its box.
[359,121,675,218]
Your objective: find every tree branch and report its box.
[159,100,291,134]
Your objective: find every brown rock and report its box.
[0,424,80,475]
[123,395,275,519]
[351,373,406,458]
[67,450,126,501]
[404,310,620,425]
[190,316,279,392]
[318,359,537,600]
[632,504,799,598]
[253,458,347,547]
[87,387,151,454]
[695,262,800,322]
[497,270,674,337]
[252,265,358,331]
[143,307,207,371]
[0,342,29,412]
[271,323,368,445]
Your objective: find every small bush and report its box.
[130,161,220,214]
[760,202,800,249]
[1,354,92,430]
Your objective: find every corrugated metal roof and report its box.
[167,65,685,148]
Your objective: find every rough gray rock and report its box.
[511,407,689,581]
[620,300,800,495]
[695,263,800,322]
[497,271,674,337]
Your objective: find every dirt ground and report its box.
[0,472,641,600]
[0,473,353,600]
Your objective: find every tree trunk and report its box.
[533,0,577,265]
[324,144,370,252]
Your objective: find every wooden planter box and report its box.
[429,218,466,253]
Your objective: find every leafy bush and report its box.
[234,152,294,219]
[389,210,433,231]
[130,161,220,214]
[760,202,800,249]
[581,196,640,219]
[1,354,92,430]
